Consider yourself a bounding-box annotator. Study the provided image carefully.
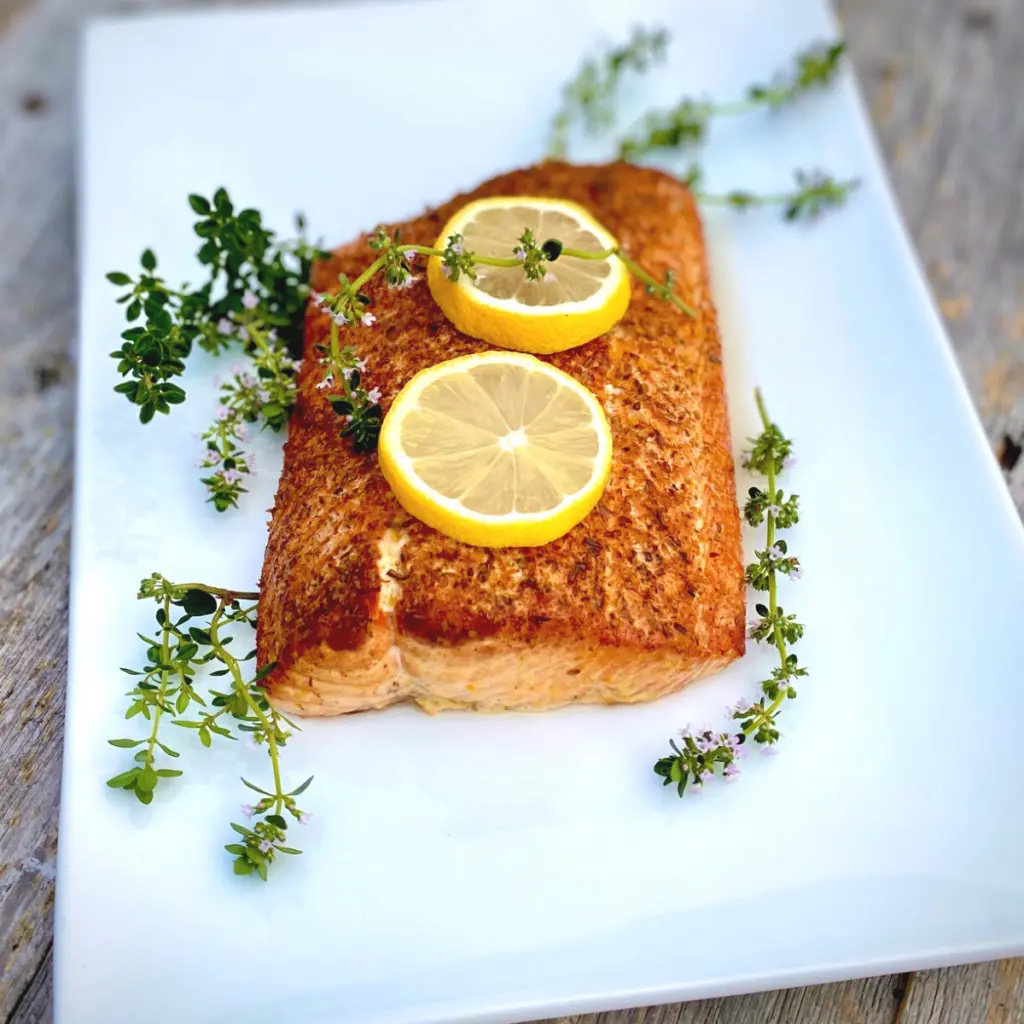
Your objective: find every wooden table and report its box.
[1,0,1021,1021]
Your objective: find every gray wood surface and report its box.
[0,0,1021,1022]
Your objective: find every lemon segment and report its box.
[426,196,631,354]
[378,352,613,547]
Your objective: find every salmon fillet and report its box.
[257,162,745,715]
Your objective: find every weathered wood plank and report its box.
[0,0,1021,1023]
[540,974,907,1024]
[895,960,1024,1024]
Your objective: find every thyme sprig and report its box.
[106,574,312,879]
[618,41,846,160]
[654,390,805,794]
[690,168,860,222]
[107,189,322,423]
[548,25,670,158]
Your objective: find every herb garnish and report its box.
[654,390,804,793]
[106,574,312,879]
[686,167,860,222]
[548,25,670,158]
[617,41,846,160]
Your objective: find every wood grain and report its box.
[0,0,1021,1022]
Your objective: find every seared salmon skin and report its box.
[257,162,745,715]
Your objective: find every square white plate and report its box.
[59,1,1024,1022]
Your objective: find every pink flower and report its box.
[723,762,740,781]
[214,406,232,421]
[404,249,416,262]
[217,318,233,335]
[235,424,251,442]
[241,804,254,818]
[366,387,382,404]
[242,291,259,310]
[257,839,272,854]
[298,812,312,825]
[238,327,250,343]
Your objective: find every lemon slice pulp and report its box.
[378,351,612,547]
[427,197,631,354]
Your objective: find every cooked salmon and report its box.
[257,162,745,715]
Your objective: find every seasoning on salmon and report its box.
[256,161,745,715]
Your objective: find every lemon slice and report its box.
[378,351,613,547]
[426,196,631,354]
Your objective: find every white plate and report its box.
[59,1,1024,1022]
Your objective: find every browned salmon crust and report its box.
[257,162,745,715]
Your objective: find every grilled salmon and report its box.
[257,162,745,715]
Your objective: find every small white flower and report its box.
[267,329,278,342]
[257,839,272,854]
[366,387,382,404]
[333,312,347,327]
[238,327,249,343]
[241,804,254,819]
[451,239,463,255]
[242,291,259,310]
[767,504,782,517]
[316,374,335,391]
[235,424,252,443]
[214,406,232,421]
[789,566,803,580]
[342,366,355,382]
[404,249,416,262]
[514,248,526,262]
[767,544,784,561]
[442,264,452,279]
[396,275,418,289]
[217,317,233,336]
[257,388,272,403]
[355,358,367,373]
[361,313,377,327]
[298,812,312,825]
